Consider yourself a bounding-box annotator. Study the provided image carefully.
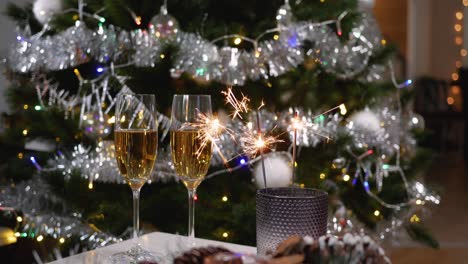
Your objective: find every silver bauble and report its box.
[149,6,179,40]
[81,111,112,139]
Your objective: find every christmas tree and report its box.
[0,0,440,261]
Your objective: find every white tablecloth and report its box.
[49,232,256,263]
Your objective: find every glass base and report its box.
[108,245,160,264]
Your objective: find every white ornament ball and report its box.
[33,0,62,25]
[253,152,293,188]
[349,109,381,134]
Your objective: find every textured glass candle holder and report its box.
[256,187,328,255]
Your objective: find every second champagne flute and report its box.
[170,95,213,242]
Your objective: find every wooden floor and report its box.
[388,153,468,263]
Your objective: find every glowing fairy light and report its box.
[134,16,142,26]
[221,87,250,119]
[29,156,42,170]
[234,37,242,45]
[73,68,83,82]
[339,104,347,115]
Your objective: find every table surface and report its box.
[49,232,256,264]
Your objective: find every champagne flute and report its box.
[112,94,158,262]
[170,95,213,243]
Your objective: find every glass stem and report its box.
[132,189,140,239]
[187,188,196,239]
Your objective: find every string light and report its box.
[55,137,61,142]
[73,68,83,82]
[343,174,350,182]
[339,104,347,115]
[222,232,229,238]
[273,34,279,40]
[134,16,142,26]
[415,199,422,205]
[319,173,326,179]
[239,158,246,165]
[22,129,28,136]
[23,104,28,110]
[59,237,65,244]
[233,37,242,45]
[447,96,455,105]
[363,181,370,192]
[37,235,44,242]
[381,39,387,46]
[16,216,23,222]
[30,156,42,170]
[453,5,465,79]
[88,182,93,189]
[461,49,467,56]
[34,105,42,111]
[18,152,23,159]
[160,54,165,59]
[222,195,228,202]
[410,214,420,223]
[451,85,461,94]
[96,67,104,73]
[374,210,380,217]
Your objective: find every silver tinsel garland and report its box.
[7,2,385,86]
[0,175,121,249]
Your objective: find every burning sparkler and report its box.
[195,111,233,166]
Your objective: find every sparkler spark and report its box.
[222,87,250,119]
[195,111,233,166]
[241,129,282,158]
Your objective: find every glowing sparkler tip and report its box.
[255,137,265,148]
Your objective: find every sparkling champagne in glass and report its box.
[111,94,159,263]
[170,95,213,242]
